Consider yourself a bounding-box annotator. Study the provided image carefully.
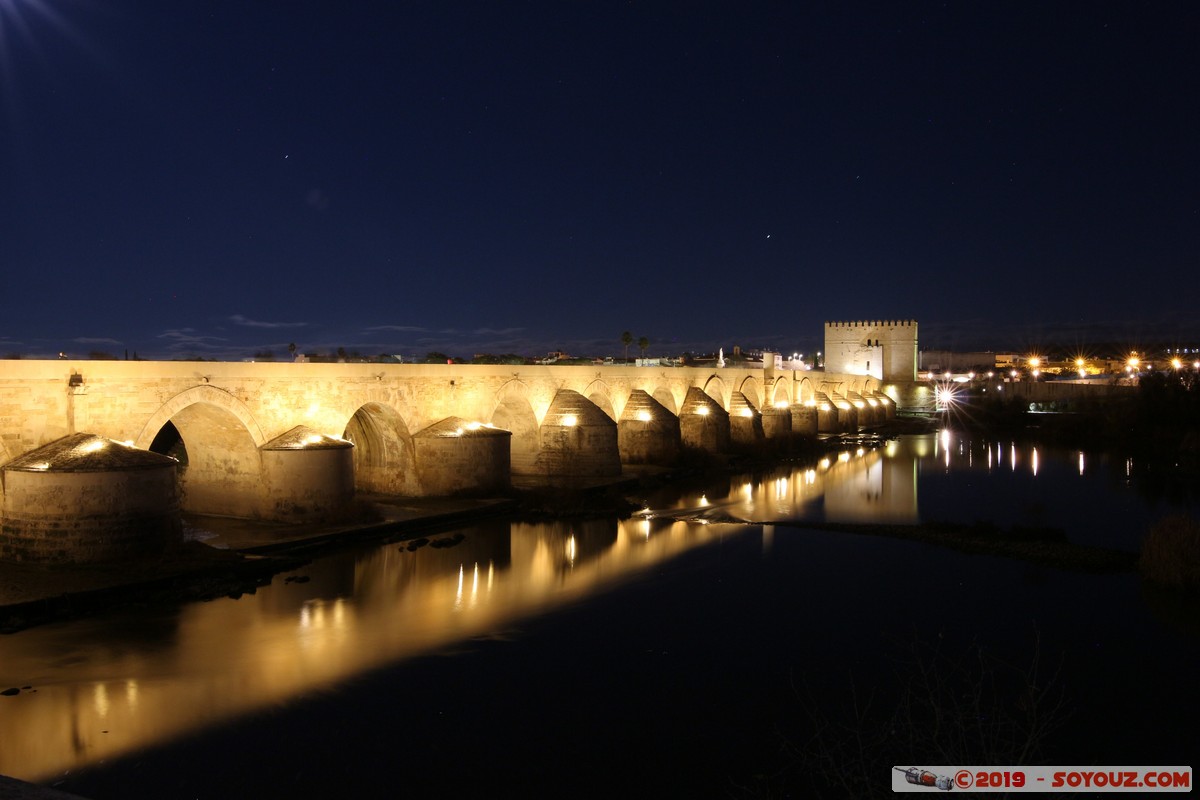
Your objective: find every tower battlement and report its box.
[824,319,917,329]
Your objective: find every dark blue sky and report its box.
[2,1,1197,360]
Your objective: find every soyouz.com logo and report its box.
[892,765,1192,792]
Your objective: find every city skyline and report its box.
[2,2,1197,361]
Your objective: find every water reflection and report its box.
[652,438,921,524]
[0,433,1186,783]
[0,516,733,782]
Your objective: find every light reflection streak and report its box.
[0,436,944,784]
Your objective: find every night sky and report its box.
[2,1,1197,361]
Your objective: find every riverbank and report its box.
[0,496,517,634]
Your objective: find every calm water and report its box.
[1,433,1196,798]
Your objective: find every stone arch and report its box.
[820,380,845,397]
[582,379,617,422]
[135,385,265,450]
[737,377,763,410]
[491,380,540,476]
[701,375,728,409]
[135,385,265,517]
[797,376,817,405]
[652,386,678,414]
[341,402,418,496]
[769,377,792,408]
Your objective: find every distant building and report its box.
[919,350,1001,374]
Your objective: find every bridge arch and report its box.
[491,380,539,476]
[796,376,817,404]
[135,385,266,450]
[768,377,791,408]
[582,379,617,422]
[737,377,763,410]
[701,376,728,408]
[342,402,417,496]
[652,386,678,415]
[135,385,265,517]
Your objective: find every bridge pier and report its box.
[729,392,764,446]
[0,434,181,563]
[617,390,680,465]
[680,387,730,453]
[761,405,792,439]
[535,390,621,477]
[413,417,511,495]
[790,402,819,438]
[260,427,356,522]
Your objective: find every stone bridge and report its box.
[0,359,890,527]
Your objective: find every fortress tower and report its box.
[823,320,918,382]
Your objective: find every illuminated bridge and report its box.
[0,359,894,560]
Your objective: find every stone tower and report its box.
[823,320,918,381]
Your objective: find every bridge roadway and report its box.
[0,359,887,520]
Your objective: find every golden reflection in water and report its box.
[0,434,1057,784]
[0,516,736,783]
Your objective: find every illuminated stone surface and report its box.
[1,433,180,563]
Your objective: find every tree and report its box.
[638,336,649,360]
[621,331,633,363]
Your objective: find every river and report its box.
[1,432,1197,798]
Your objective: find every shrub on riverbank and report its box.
[1140,514,1200,592]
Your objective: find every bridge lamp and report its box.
[1172,358,1182,370]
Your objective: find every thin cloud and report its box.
[365,325,429,333]
[72,337,122,345]
[157,328,229,349]
[230,315,308,329]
